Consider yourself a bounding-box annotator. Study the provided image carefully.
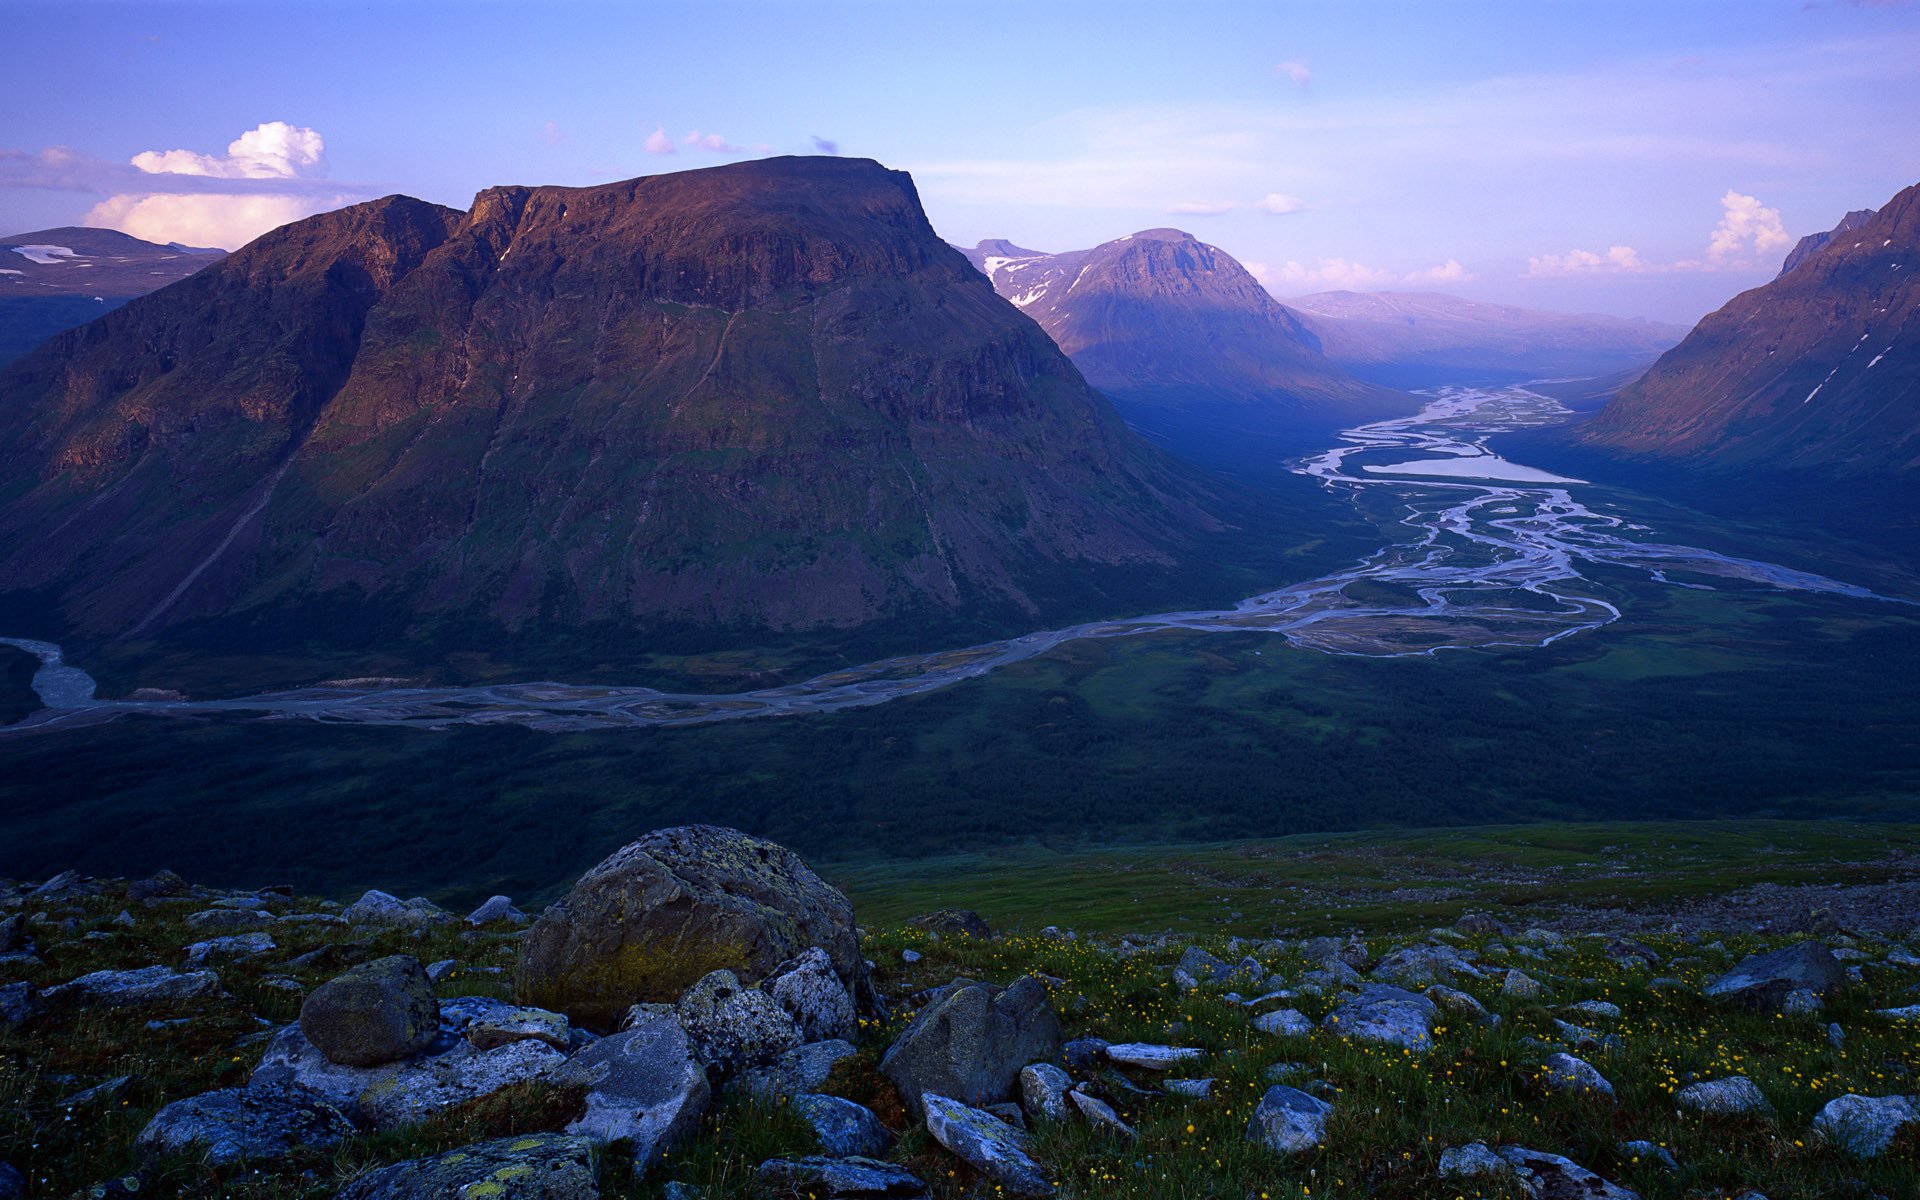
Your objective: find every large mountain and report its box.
[1778,209,1875,278]
[958,230,1402,456]
[1287,290,1688,389]
[1571,181,1919,478]
[0,227,223,366]
[0,157,1222,671]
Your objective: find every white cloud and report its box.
[1274,258,1402,290]
[684,131,743,153]
[1167,200,1235,215]
[1527,245,1646,275]
[644,125,677,154]
[1256,192,1305,215]
[83,192,347,249]
[1273,59,1312,87]
[131,121,325,180]
[1405,258,1470,284]
[1706,189,1791,264]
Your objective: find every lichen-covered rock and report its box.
[677,969,803,1074]
[1438,1141,1510,1180]
[1163,1077,1213,1098]
[551,1008,710,1171]
[1427,985,1491,1024]
[880,976,1061,1115]
[184,932,275,968]
[464,895,528,927]
[517,826,861,1030]
[1252,1008,1312,1038]
[1566,1000,1621,1021]
[735,1039,859,1101]
[1104,1042,1202,1070]
[1502,969,1546,1000]
[135,1083,352,1165]
[47,966,221,1009]
[1676,1075,1772,1116]
[1704,943,1843,1010]
[764,947,857,1042]
[1541,1052,1615,1100]
[344,890,452,928]
[792,1094,894,1157]
[1323,984,1438,1052]
[922,1094,1054,1197]
[1019,1063,1073,1122]
[356,1039,567,1129]
[1245,1085,1332,1154]
[1811,1093,1919,1157]
[1496,1146,1639,1199]
[299,955,439,1068]
[439,995,572,1051]
[335,1133,599,1199]
[754,1156,931,1199]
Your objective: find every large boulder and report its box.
[880,977,1062,1116]
[764,947,858,1042]
[1496,1146,1639,1199]
[135,1083,353,1165]
[1322,984,1438,1052]
[1675,1076,1772,1117]
[735,1039,859,1101]
[47,966,222,1009]
[299,955,440,1068]
[336,1133,599,1200]
[1811,1093,1918,1157]
[249,1022,564,1129]
[792,1094,895,1157]
[1246,1085,1332,1154]
[517,826,861,1030]
[551,1007,711,1171]
[1705,943,1844,1009]
[922,1094,1054,1197]
[676,969,804,1074]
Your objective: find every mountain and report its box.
[1779,208,1875,278]
[1287,291,1689,391]
[0,157,1223,675]
[0,226,223,366]
[1570,181,1919,478]
[958,230,1403,460]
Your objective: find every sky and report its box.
[4,0,1918,323]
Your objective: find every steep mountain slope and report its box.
[1572,182,1919,477]
[1779,209,1875,278]
[0,158,1220,669]
[1288,290,1688,389]
[0,227,223,366]
[959,230,1403,454]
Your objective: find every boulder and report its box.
[516,826,861,1031]
[921,1093,1054,1197]
[1502,969,1545,1000]
[552,1007,711,1171]
[1454,912,1510,936]
[880,976,1061,1115]
[677,969,804,1074]
[1675,1075,1772,1117]
[184,933,275,969]
[48,966,221,1009]
[1104,1042,1203,1070]
[1704,943,1843,1010]
[0,914,26,953]
[1323,984,1438,1052]
[344,890,451,928]
[910,910,992,939]
[1566,1000,1621,1021]
[1810,1093,1918,1157]
[1019,1063,1073,1122]
[1245,1085,1332,1154]
[465,895,527,926]
[299,955,440,1068]
[249,1023,563,1129]
[1496,1146,1639,1199]
[1781,989,1824,1016]
[0,982,38,1027]
[764,947,857,1042]
[336,1133,598,1199]
[1618,1141,1678,1171]
[736,1039,859,1101]
[1371,944,1483,988]
[1438,1141,1510,1179]
[792,1093,894,1157]
[1163,1077,1213,1098]
[1427,985,1490,1024]
[1252,1008,1313,1038]
[1541,1052,1615,1101]
[1069,1089,1135,1138]
[754,1156,931,1199]
[127,870,188,902]
[135,1083,352,1165]
[438,995,572,1051]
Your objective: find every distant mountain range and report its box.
[959,230,1404,461]
[1287,290,1690,389]
[0,227,223,366]
[0,158,1228,673]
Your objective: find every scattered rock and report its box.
[765,947,858,1042]
[0,981,38,1027]
[517,825,863,1030]
[1503,969,1546,1000]
[356,1039,567,1129]
[336,1133,599,1199]
[1566,1000,1621,1020]
[1019,1063,1073,1122]
[1323,984,1438,1051]
[736,1039,859,1101]
[1496,1146,1639,1199]
[921,1093,1054,1197]
[1251,1008,1314,1038]
[299,955,440,1068]
[58,1075,134,1109]
[1371,943,1483,988]
[48,966,221,1009]
[343,890,451,929]
[1245,1085,1332,1154]
[1541,1052,1615,1101]
[901,949,922,964]
[1455,913,1511,936]
[793,1094,894,1157]
[910,910,992,939]
[186,907,274,930]
[1427,984,1491,1024]
[1069,1089,1135,1138]
[1438,1141,1510,1180]
[880,976,1061,1115]
[677,969,804,1074]
[0,914,26,953]
[1781,989,1824,1016]
[754,1156,931,1200]
[552,1007,711,1170]
[439,995,572,1051]
[464,895,527,926]
[126,870,188,902]
[1675,1075,1773,1117]
[183,932,274,969]
[1061,1036,1109,1068]
[135,1083,352,1165]
[1811,1093,1918,1157]
[1704,942,1843,1009]
[1163,1077,1213,1098]
[1104,1042,1203,1069]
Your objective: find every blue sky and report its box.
[4,0,1918,322]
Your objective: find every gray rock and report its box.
[736,1038,859,1101]
[1872,1003,1920,1020]
[1371,944,1483,988]
[1176,946,1230,985]
[1104,1042,1203,1069]
[765,947,857,1042]
[880,976,1061,1115]
[48,966,221,1009]
[135,1082,352,1165]
[1704,942,1843,1009]
[793,1093,894,1157]
[1455,912,1510,936]
[1675,1075,1772,1116]
[660,1184,703,1200]
[1245,1085,1332,1154]
[1551,1019,1608,1051]
[1252,1008,1313,1038]
[1617,1141,1678,1171]
[1438,1141,1509,1179]
[1019,1062,1073,1122]
[1810,1093,1918,1157]
[1566,1000,1621,1020]
[921,1093,1054,1197]
[300,955,440,1068]
[1323,984,1438,1052]
[901,949,922,964]
[344,890,451,929]
[910,910,992,939]
[438,995,572,1051]
[464,895,527,926]
[425,959,458,984]
[516,825,863,1031]
[0,914,26,953]
[1069,1089,1135,1138]
[1497,1146,1639,1199]
[754,1156,931,1199]
[1061,1036,1108,1067]
[0,981,37,1026]
[552,1008,710,1170]
[357,1038,568,1129]
[184,932,275,969]
[1502,969,1546,1000]
[127,869,188,902]
[58,1075,133,1109]
[1828,1022,1846,1049]
[335,1133,598,1199]
[186,908,274,930]
[1427,985,1490,1024]
[985,1102,1027,1129]
[1780,989,1823,1016]
[1541,1052,1615,1100]
[677,969,803,1074]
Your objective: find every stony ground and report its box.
[2,835,1918,1200]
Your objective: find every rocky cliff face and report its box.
[1573,182,1919,477]
[0,158,1216,653]
[1779,209,1876,278]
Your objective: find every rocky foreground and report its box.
[2,827,1918,1199]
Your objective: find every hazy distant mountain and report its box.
[1288,290,1690,389]
[0,226,223,365]
[959,230,1404,457]
[1779,209,1876,278]
[1573,181,1917,478]
[0,158,1222,659]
